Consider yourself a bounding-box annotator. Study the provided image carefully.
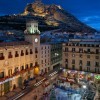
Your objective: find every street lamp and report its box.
[82,85,87,89]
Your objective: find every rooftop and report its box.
[0,41,31,47]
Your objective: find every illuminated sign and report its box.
[95,75,100,80]
[0,75,20,85]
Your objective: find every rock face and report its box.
[23,0,97,33]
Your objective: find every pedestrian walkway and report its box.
[0,76,43,100]
[0,68,61,100]
[0,88,21,100]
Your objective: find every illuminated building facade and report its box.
[40,44,51,74]
[0,20,41,96]
[0,20,62,96]
[0,42,35,96]
[50,43,62,70]
[62,39,100,74]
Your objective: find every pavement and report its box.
[0,68,61,100]
[0,76,43,100]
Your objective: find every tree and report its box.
[50,89,56,100]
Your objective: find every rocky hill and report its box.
[22,0,96,33]
[0,0,97,33]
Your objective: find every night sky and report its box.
[0,0,100,30]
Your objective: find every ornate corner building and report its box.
[0,20,62,96]
[62,39,100,73]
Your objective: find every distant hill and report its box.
[0,0,97,33]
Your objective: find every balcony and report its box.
[21,53,24,56]
[0,67,34,82]
[35,50,38,53]
[25,52,28,55]
[15,54,19,57]
[0,77,5,82]
[30,49,33,54]
[8,55,13,59]
[63,50,99,54]
[95,65,99,68]
[12,71,20,76]
[0,56,5,60]
[0,76,10,82]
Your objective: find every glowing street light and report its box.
[82,85,87,89]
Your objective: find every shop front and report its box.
[18,77,23,88]
[67,70,78,78]
[0,84,4,96]
[4,81,10,94]
[34,66,39,76]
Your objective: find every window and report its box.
[95,68,99,73]
[35,55,37,58]
[0,53,4,60]
[79,48,83,53]
[21,50,24,56]
[84,44,86,47]
[30,63,33,68]
[79,60,82,65]
[14,67,19,73]
[21,66,24,71]
[96,49,99,54]
[80,66,82,71]
[8,52,13,58]
[0,72,4,78]
[41,60,43,64]
[87,61,90,66]
[95,62,99,67]
[65,48,68,52]
[35,48,38,53]
[95,68,96,73]
[25,50,28,55]
[15,51,19,57]
[87,67,90,72]
[87,55,90,58]
[72,48,75,52]
[80,44,82,47]
[66,64,68,69]
[95,56,99,59]
[72,59,75,64]
[41,47,43,50]
[87,49,90,53]
[35,62,38,66]
[25,64,28,69]
[65,53,68,57]
[79,54,82,58]
[72,54,75,57]
[8,69,12,77]
[65,59,68,62]
[48,67,50,71]
[66,43,68,46]
[30,49,33,54]
[45,59,46,63]
[72,65,75,70]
